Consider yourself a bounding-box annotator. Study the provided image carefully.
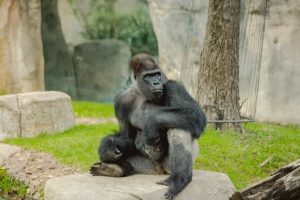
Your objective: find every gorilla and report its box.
[90,53,206,200]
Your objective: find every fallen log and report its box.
[230,159,300,200]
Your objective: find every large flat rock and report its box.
[0,143,21,166]
[0,91,74,139]
[45,170,235,200]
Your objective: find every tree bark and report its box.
[41,0,77,98]
[196,0,242,131]
[230,159,300,200]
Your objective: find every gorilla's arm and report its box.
[142,80,207,143]
[98,133,136,163]
[114,89,139,139]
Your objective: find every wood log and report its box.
[230,159,300,200]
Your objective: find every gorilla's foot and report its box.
[156,177,171,186]
[90,162,124,177]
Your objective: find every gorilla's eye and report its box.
[144,74,151,80]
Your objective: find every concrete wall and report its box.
[256,0,300,125]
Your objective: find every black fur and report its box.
[142,80,206,145]
[98,133,136,163]
[91,54,207,200]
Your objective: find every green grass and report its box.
[196,123,300,189]
[72,101,114,118]
[0,168,27,200]
[3,102,300,190]
[4,124,118,171]
[0,90,5,96]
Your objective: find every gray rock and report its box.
[0,91,74,139]
[17,91,74,137]
[73,39,131,102]
[256,0,300,125]
[0,0,45,94]
[0,95,20,140]
[44,170,235,200]
[0,144,21,166]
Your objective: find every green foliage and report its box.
[71,0,158,55]
[0,90,5,96]
[0,168,27,200]
[72,101,114,118]
[3,102,300,190]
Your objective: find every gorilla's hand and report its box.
[135,131,165,161]
[143,117,160,145]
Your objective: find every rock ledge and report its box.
[45,170,235,200]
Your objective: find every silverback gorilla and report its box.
[90,53,207,200]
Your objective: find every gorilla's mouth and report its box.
[152,89,163,95]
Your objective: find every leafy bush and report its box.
[70,0,158,55]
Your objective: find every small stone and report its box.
[25,171,33,175]
[37,166,43,170]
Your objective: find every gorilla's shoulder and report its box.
[164,80,187,94]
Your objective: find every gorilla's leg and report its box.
[90,155,166,177]
[135,131,167,162]
[127,155,167,175]
[159,129,199,200]
[90,162,124,177]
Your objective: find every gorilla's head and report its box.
[130,53,166,103]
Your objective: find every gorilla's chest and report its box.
[130,100,155,130]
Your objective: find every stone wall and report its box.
[256,0,300,125]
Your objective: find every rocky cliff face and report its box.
[149,0,300,125]
[256,0,300,124]
[0,0,44,94]
[148,0,208,96]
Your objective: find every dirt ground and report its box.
[3,149,79,200]
[2,117,114,199]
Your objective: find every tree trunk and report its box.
[41,0,77,98]
[230,159,300,200]
[196,0,242,131]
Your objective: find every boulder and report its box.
[0,95,20,140]
[73,40,131,102]
[0,91,74,139]
[0,144,21,166]
[44,170,235,200]
[0,0,44,94]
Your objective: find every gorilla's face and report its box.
[136,68,166,103]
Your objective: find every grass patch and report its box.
[3,102,300,190]
[4,124,118,171]
[72,101,114,118]
[0,90,5,96]
[196,123,300,189]
[0,168,28,200]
